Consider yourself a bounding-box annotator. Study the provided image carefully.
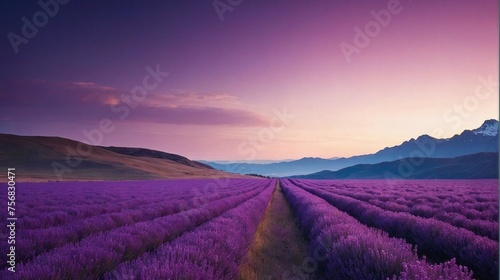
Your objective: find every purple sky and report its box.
[0,0,498,160]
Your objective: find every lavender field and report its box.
[0,179,498,279]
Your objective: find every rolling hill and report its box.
[0,133,243,181]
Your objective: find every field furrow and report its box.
[1,179,269,279]
[1,177,496,279]
[281,179,473,280]
[8,179,261,230]
[107,180,276,280]
[10,184,261,266]
[287,179,498,280]
[298,180,498,240]
[237,182,309,280]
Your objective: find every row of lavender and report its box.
[305,179,498,239]
[0,179,271,279]
[312,180,498,217]
[2,179,260,230]
[287,179,498,280]
[0,179,261,267]
[281,179,474,279]
[106,179,276,279]
[324,180,496,220]
[6,180,262,266]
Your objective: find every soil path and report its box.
[238,182,310,279]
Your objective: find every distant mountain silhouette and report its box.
[291,152,498,179]
[206,119,499,176]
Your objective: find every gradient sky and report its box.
[0,0,498,161]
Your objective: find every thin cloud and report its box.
[145,91,240,108]
[0,79,267,126]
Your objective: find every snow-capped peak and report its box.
[473,119,498,136]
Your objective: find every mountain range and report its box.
[205,119,499,177]
[1,119,497,180]
[292,152,498,179]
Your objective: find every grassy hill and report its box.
[0,133,245,181]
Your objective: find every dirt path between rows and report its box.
[238,181,310,280]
